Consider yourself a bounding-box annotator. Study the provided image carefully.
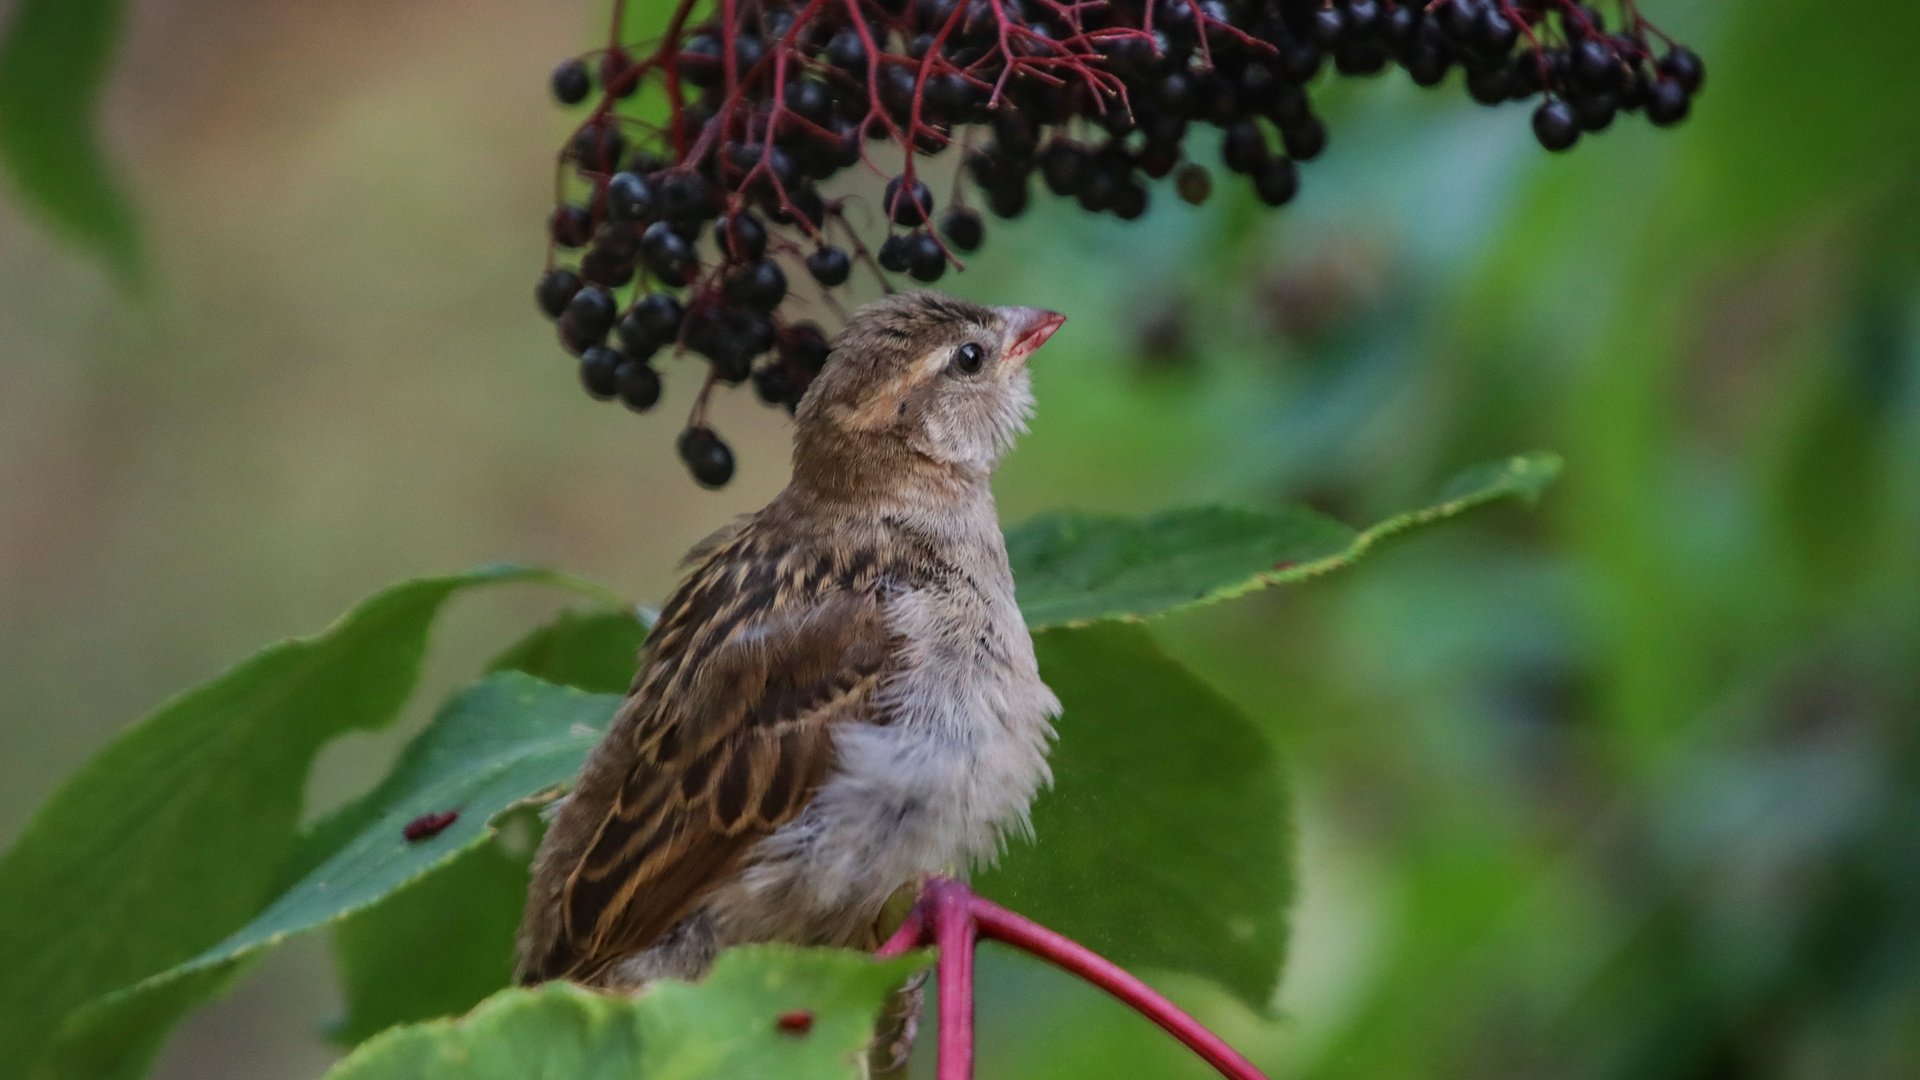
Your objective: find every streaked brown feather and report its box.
[519,522,900,984]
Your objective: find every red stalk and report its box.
[933,880,978,1080]
[876,876,1272,1080]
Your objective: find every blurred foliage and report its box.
[0,0,140,285]
[2,0,1918,1075]
[963,0,1920,1075]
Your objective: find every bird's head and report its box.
[794,291,1065,489]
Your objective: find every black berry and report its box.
[717,213,769,261]
[1280,116,1327,161]
[752,362,803,408]
[986,181,1029,219]
[782,322,832,374]
[1403,38,1452,86]
[630,293,685,345]
[1438,0,1485,42]
[686,304,771,382]
[566,287,616,342]
[1475,6,1517,55]
[905,231,946,282]
[941,207,984,251]
[806,245,852,285]
[884,175,935,225]
[1040,140,1089,195]
[536,268,581,320]
[580,247,634,288]
[1465,64,1515,106]
[615,361,662,410]
[1571,37,1619,93]
[549,204,593,248]
[551,58,591,105]
[605,172,655,222]
[1252,156,1298,206]
[570,122,627,172]
[580,346,622,399]
[678,427,736,488]
[640,221,695,278]
[658,171,715,221]
[1532,99,1580,151]
[1112,180,1148,220]
[1309,5,1346,46]
[1573,91,1617,132]
[827,28,869,71]
[725,258,789,310]
[1221,121,1268,174]
[1659,46,1705,95]
[1644,79,1690,126]
[878,233,913,272]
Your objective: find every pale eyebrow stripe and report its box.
[920,346,949,378]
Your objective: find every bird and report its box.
[515,291,1067,1039]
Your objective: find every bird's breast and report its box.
[709,514,1059,948]
[866,542,1061,859]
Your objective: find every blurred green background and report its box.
[2,0,1917,1077]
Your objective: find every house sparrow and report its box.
[516,293,1067,1007]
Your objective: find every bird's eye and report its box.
[951,342,985,375]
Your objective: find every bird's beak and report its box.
[995,306,1066,368]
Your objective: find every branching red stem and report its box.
[878,877,1272,1080]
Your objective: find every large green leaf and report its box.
[1010,452,1561,628]
[976,622,1291,1012]
[327,608,650,1044]
[326,839,536,1046]
[164,674,616,982]
[322,946,932,1080]
[50,673,620,1072]
[486,607,650,695]
[0,566,608,1080]
[325,981,644,1080]
[0,0,140,285]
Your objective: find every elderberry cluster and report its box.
[536,0,1698,488]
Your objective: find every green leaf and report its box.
[0,0,140,286]
[325,840,535,1047]
[1009,504,1354,630]
[51,673,620,1070]
[486,607,649,695]
[164,674,616,982]
[0,566,608,1080]
[322,606,650,1044]
[322,945,933,1080]
[636,945,932,1080]
[1010,451,1562,628]
[322,982,644,1080]
[976,622,1292,1013]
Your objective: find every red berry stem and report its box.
[877,876,1273,1080]
[933,880,979,1080]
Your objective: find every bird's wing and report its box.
[522,527,899,984]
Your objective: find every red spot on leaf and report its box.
[776,1009,814,1036]
[1273,560,1297,571]
[403,810,459,842]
